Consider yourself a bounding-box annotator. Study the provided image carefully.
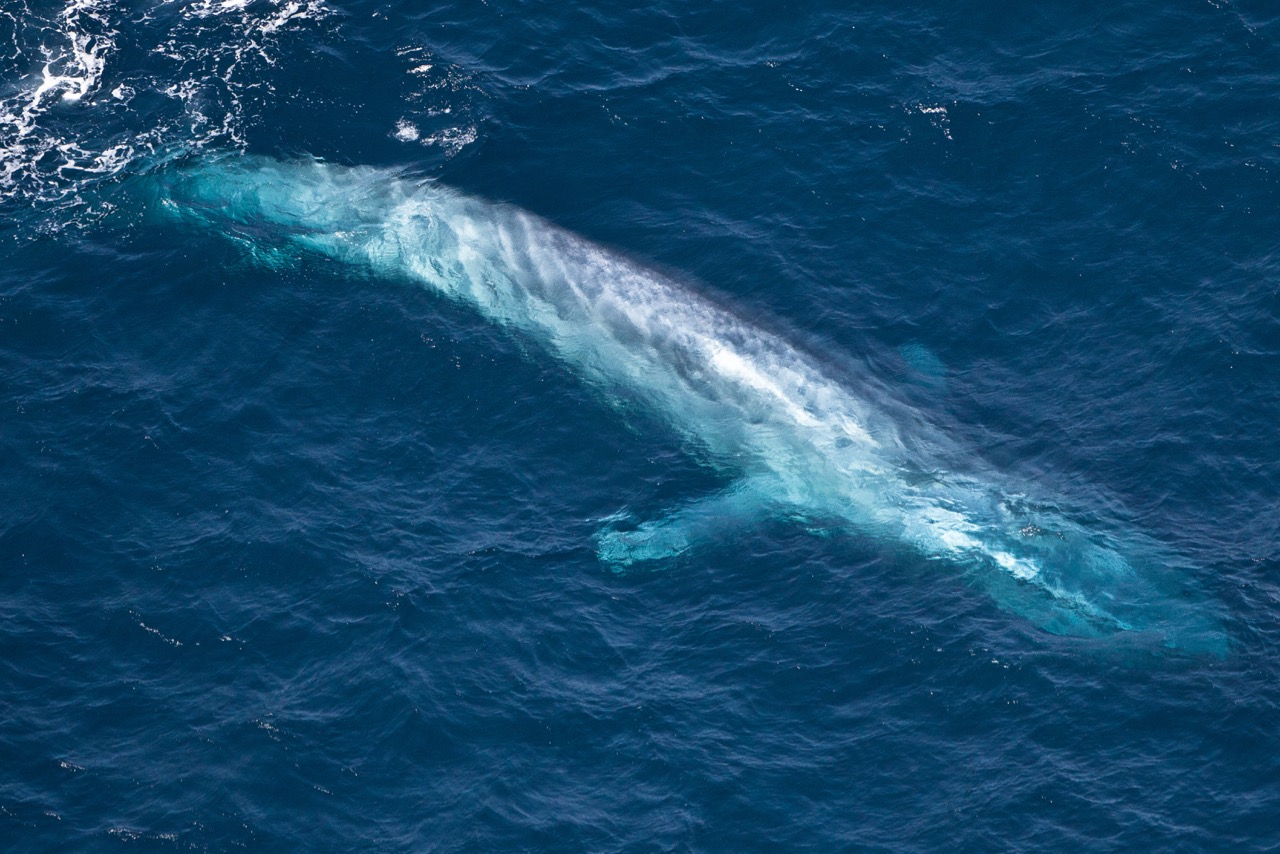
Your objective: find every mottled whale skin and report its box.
[146,154,1225,654]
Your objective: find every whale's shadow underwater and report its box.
[132,154,1227,656]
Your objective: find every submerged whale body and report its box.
[147,154,1225,653]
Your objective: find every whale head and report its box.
[150,155,432,268]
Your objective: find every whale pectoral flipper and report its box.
[596,476,784,568]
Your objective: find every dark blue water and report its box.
[3,0,1279,849]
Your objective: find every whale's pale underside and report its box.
[143,155,1225,654]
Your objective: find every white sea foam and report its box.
[419,124,477,155]
[393,44,482,158]
[0,0,115,196]
[916,103,952,140]
[0,0,329,211]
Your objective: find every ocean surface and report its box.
[2,0,1279,849]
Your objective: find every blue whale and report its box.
[145,154,1225,654]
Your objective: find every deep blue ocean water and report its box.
[3,0,1280,849]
